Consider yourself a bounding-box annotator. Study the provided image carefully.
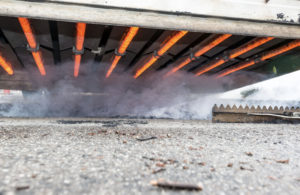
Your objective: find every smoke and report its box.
[3,60,297,119]
[0,61,230,119]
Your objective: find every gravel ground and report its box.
[0,118,299,194]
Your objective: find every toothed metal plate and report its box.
[212,104,300,123]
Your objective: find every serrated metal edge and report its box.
[212,104,300,114]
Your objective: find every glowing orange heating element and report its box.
[18,17,46,75]
[217,40,300,78]
[165,34,231,77]
[134,31,188,79]
[74,23,86,77]
[229,37,274,59]
[195,37,274,76]
[0,54,13,75]
[106,27,139,78]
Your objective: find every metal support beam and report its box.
[48,21,61,65]
[94,25,112,64]
[1,0,300,39]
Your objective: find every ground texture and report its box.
[0,118,299,194]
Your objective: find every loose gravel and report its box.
[0,118,299,194]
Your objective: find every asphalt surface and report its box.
[0,118,299,194]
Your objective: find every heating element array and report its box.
[0,18,299,80]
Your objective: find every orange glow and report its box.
[195,59,225,76]
[76,23,86,51]
[118,27,139,54]
[74,23,86,77]
[229,37,274,59]
[195,37,274,76]
[134,31,188,78]
[32,51,46,75]
[157,31,188,56]
[165,34,231,77]
[18,17,46,76]
[106,55,121,78]
[217,40,300,78]
[260,40,300,60]
[216,60,255,78]
[194,34,232,57]
[134,56,158,79]
[106,27,139,78]
[165,58,192,77]
[74,55,81,77]
[0,54,13,75]
[18,18,37,48]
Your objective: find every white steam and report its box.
[0,61,228,119]
[1,61,298,119]
[220,70,300,107]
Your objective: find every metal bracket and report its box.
[189,53,200,61]
[222,51,230,61]
[26,43,39,52]
[91,47,103,55]
[254,57,261,63]
[153,50,161,58]
[114,48,126,56]
[72,46,84,55]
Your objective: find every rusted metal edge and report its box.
[212,104,300,123]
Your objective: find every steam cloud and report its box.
[0,61,229,119]
[2,60,296,119]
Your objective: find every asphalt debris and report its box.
[152,168,166,174]
[136,136,157,141]
[227,163,233,167]
[276,159,289,164]
[198,162,206,166]
[151,179,202,191]
[240,166,254,171]
[15,186,30,191]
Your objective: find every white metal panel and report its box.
[1,0,300,39]
[50,0,300,24]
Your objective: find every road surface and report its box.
[0,118,299,194]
